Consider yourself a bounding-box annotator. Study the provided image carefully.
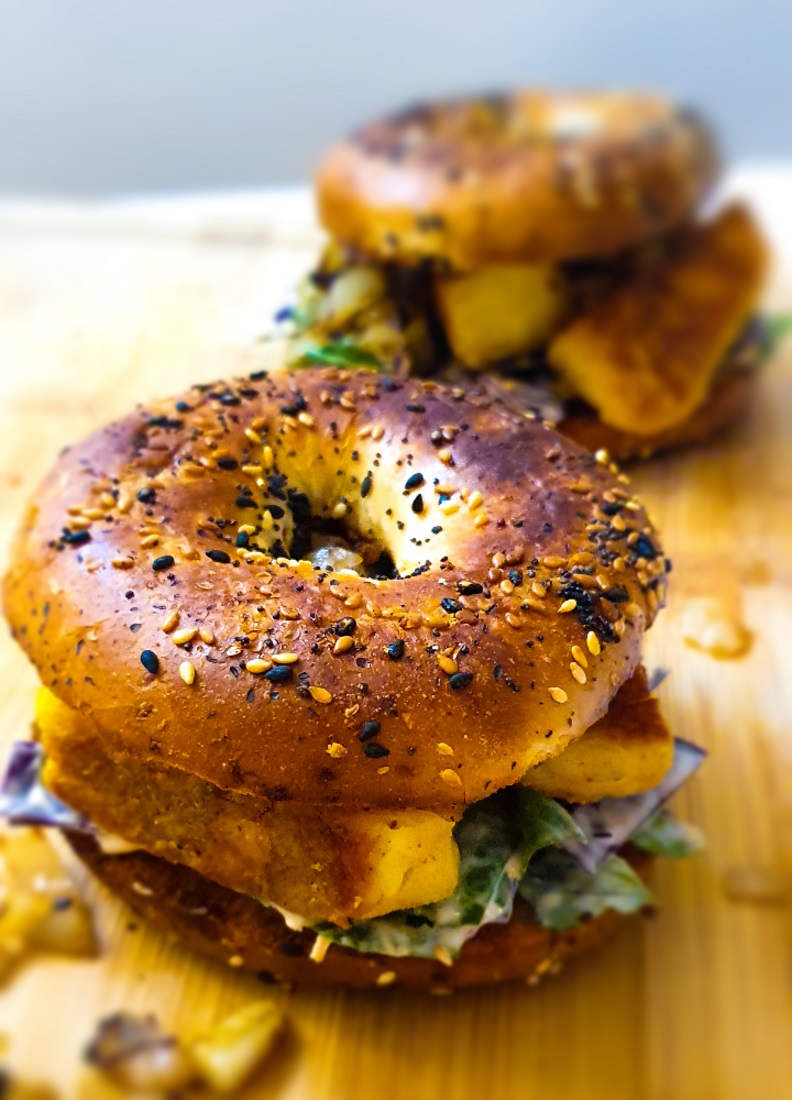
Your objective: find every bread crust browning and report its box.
[3,368,665,814]
[317,92,719,269]
[70,835,651,991]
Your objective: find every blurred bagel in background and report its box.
[280,89,770,458]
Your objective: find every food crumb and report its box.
[680,597,752,659]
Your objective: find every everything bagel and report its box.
[299,90,767,459]
[4,367,666,814]
[4,364,701,984]
[317,91,720,269]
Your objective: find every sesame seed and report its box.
[467,490,483,511]
[473,513,488,528]
[139,534,159,549]
[326,742,347,758]
[272,652,299,665]
[411,493,424,515]
[571,645,588,668]
[449,671,473,691]
[549,686,568,703]
[359,721,381,742]
[441,598,462,614]
[570,663,587,684]
[386,640,405,661]
[457,580,483,596]
[361,472,373,498]
[298,411,315,427]
[440,769,462,788]
[264,666,292,684]
[198,627,214,645]
[172,627,197,646]
[364,742,390,759]
[333,635,354,654]
[245,428,263,445]
[111,557,133,570]
[558,599,577,614]
[437,654,458,675]
[179,661,196,685]
[140,650,159,674]
[440,501,459,515]
[436,742,454,755]
[151,555,174,572]
[332,501,348,520]
[161,611,180,633]
[438,449,452,464]
[262,445,274,469]
[309,686,333,705]
[404,472,425,490]
[205,549,231,564]
[371,425,384,441]
[505,613,522,629]
[377,971,397,986]
[595,448,610,465]
[245,658,273,673]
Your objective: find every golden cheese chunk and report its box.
[434,262,570,368]
[525,667,673,802]
[34,689,459,924]
[548,204,768,434]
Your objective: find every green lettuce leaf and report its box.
[300,342,383,370]
[313,788,582,960]
[763,313,792,359]
[630,809,705,858]
[518,849,653,932]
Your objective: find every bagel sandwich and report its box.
[1,367,704,989]
[280,91,769,458]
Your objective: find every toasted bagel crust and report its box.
[317,92,720,269]
[70,835,650,991]
[4,368,665,813]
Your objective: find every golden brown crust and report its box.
[69,835,650,991]
[3,367,665,814]
[317,92,720,269]
[560,366,757,460]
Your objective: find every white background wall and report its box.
[0,0,788,196]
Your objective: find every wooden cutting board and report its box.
[0,182,790,1100]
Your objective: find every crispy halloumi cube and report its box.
[35,688,459,923]
[435,262,570,368]
[525,667,673,802]
[548,204,768,434]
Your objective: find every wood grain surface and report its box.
[0,181,790,1100]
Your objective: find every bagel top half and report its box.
[3,367,667,814]
[316,90,720,269]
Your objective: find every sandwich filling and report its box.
[1,674,704,964]
[275,204,768,440]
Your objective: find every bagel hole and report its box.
[292,518,397,580]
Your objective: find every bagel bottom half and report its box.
[68,835,651,992]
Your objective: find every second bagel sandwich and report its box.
[2,367,704,989]
[284,90,769,458]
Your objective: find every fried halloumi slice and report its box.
[525,666,673,802]
[435,262,570,368]
[548,204,768,434]
[34,689,459,924]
